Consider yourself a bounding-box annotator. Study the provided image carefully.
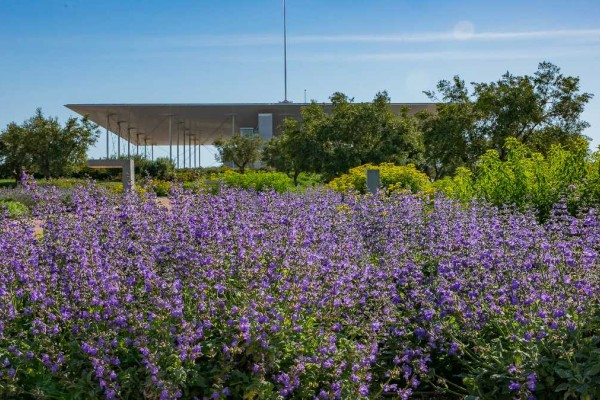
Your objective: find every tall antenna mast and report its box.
[283,0,289,103]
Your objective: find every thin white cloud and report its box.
[290,29,600,45]
[29,28,600,50]
[288,47,600,62]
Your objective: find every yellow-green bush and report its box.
[221,170,295,193]
[434,137,591,219]
[328,163,433,194]
[0,199,29,217]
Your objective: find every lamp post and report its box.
[283,0,288,103]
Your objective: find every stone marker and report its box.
[366,169,380,194]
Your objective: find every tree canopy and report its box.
[214,133,262,174]
[0,108,99,180]
[421,62,593,178]
[265,91,425,181]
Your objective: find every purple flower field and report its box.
[1,182,599,399]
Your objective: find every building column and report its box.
[176,122,181,169]
[188,135,192,169]
[106,114,110,159]
[168,115,173,163]
[193,137,197,168]
[183,130,187,168]
[127,126,134,159]
[117,121,122,159]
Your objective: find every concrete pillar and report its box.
[188,135,192,168]
[123,158,135,191]
[106,114,110,159]
[168,115,173,162]
[117,121,122,159]
[183,130,187,168]
[88,159,135,192]
[127,126,134,159]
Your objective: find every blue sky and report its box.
[1,0,599,165]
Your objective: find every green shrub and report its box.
[435,138,592,220]
[97,181,124,194]
[328,162,433,195]
[295,172,323,188]
[133,156,175,181]
[0,199,29,217]
[221,170,295,193]
[147,180,172,196]
[175,166,231,182]
[0,179,16,189]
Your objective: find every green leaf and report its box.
[584,364,600,377]
[555,368,573,379]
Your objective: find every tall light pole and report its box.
[283,0,289,103]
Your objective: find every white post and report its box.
[117,121,122,159]
[183,130,186,168]
[127,126,133,159]
[176,122,181,168]
[106,114,110,159]
[168,115,172,162]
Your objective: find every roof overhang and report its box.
[65,103,436,146]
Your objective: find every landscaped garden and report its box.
[1,174,599,399]
[1,62,599,399]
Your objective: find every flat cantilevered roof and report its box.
[65,103,437,146]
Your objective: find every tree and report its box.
[132,155,175,180]
[265,92,425,181]
[214,133,262,174]
[421,62,593,178]
[263,116,323,185]
[0,108,99,180]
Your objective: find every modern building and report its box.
[66,102,436,168]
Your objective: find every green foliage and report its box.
[433,305,600,399]
[0,108,100,179]
[0,199,28,217]
[221,170,295,193]
[328,162,433,195]
[263,117,323,185]
[214,133,262,174]
[265,92,425,182]
[132,155,175,180]
[434,137,591,219]
[145,179,172,196]
[0,179,16,189]
[534,310,600,399]
[422,62,593,178]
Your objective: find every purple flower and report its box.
[526,372,537,391]
[509,381,521,391]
